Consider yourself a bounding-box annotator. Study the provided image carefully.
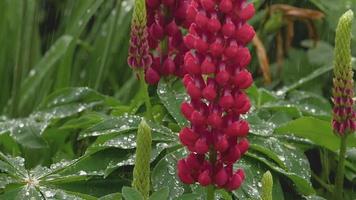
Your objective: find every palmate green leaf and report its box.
[247,151,314,195]
[0,88,112,152]
[248,136,313,195]
[78,115,142,139]
[247,112,276,136]
[0,152,27,179]
[151,148,187,199]
[122,186,144,200]
[99,193,122,200]
[149,187,169,200]
[260,102,302,118]
[79,114,177,141]
[0,153,105,199]
[157,79,189,127]
[233,158,285,200]
[96,142,175,177]
[275,117,356,152]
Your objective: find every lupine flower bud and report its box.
[178,0,255,191]
[128,0,152,70]
[261,171,273,200]
[332,10,355,135]
[132,119,152,199]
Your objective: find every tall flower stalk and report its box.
[128,0,153,120]
[177,0,255,198]
[332,10,355,200]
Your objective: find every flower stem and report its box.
[207,149,217,200]
[138,69,154,121]
[206,185,215,200]
[334,134,348,199]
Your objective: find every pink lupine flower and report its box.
[177,0,255,191]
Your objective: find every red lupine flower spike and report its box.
[178,0,255,192]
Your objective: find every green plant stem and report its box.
[206,185,215,200]
[311,171,332,193]
[207,149,217,200]
[138,69,153,121]
[320,149,330,184]
[334,135,348,199]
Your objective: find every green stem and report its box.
[334,135,348,199]
[311,171,333,193]
[206,149,217,200]
[138,69,153,121]
[206,185,215,200]
[320,149,330,184]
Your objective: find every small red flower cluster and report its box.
[177,0,255,191]
[332,88,356,135]
[145,0,191,84]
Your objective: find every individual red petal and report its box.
[177,159,195,184]
[198,169,212,186]
[202,79,217,101]
[187,82,202,99]
[200,0,215,11]
[214,167,228,187]
[216,67,230,86]
[195,137,209,154]
[224,41,239,58]
[219,0,233,13]
[195,11,208,28]
[222,18,236,37]
[195,37,209,53]
[238,138,249,155]
[239,3,255,21]
[215,135,229,152]
[207,15,222,33]
[166,20,180,36]
[208,112,223,128]
[181,102,195,120]
[149,23,165,40]
[209,38,224,57]
[162,57,176,75]
[235,24,255,44]
[184,52,201,75]
[186,153,204,169]
[219,90,234,109]
[222,145,241,164]
[226,172,242,191]
[234,47,251,68]
[236,120,249,137]
[234,100,251,114]
[184,34,196,49]
[187,4,198,22]
[179,127,200,146]
[234,70,253,89]
[145,67,160,85]
[190,110,206,126]
[201,56,216,74]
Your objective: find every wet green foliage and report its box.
[0,0,355,199]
